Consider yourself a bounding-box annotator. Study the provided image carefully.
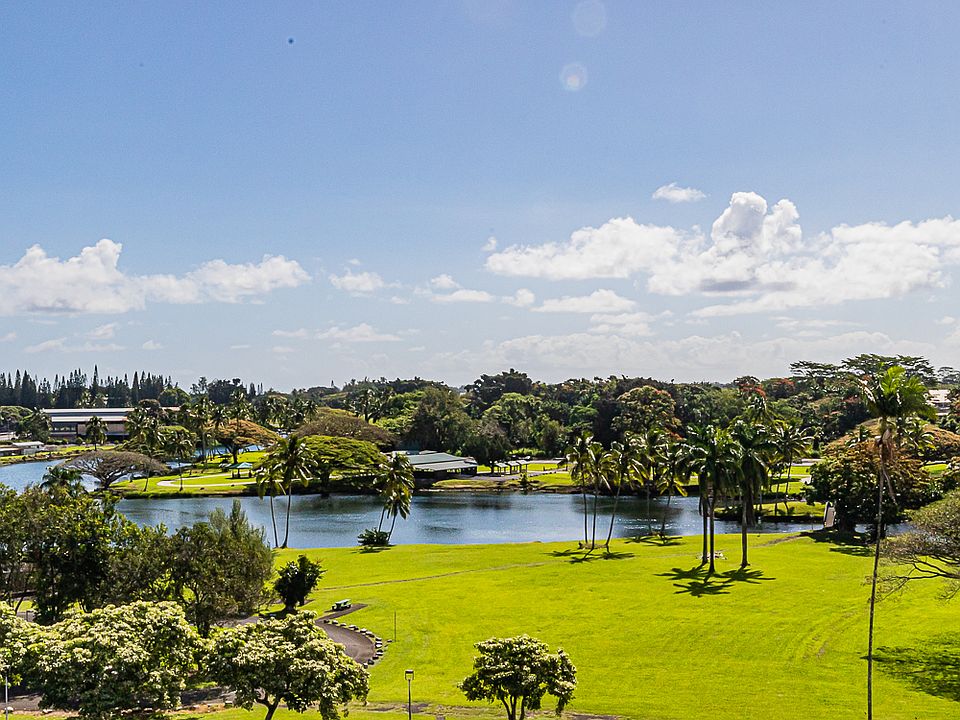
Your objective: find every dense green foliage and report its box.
[275,554,325,612]
[207,611,369,720]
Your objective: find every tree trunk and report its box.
[646,481,653,536]
[388,511,398,542]
[590,486,599,550]
[700,494,708,566]
[605,478,622,551]
[262,699,281,720]
[867,459,888,720]
[708,489,716,574]
[741,494,749,568]
[377,505,387,532]
[269,493,279,548]
[281,484,293,548]
[660,489,672,539]
[581,484,589,547]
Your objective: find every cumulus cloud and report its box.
[652,182,706,203]
[25,337,124,354]
[503,288,536,307]
[272,328,310,339]
[429,274,459,290]
[431,288,496,303]
[588,312,653,336]
[487,192,960,316]
[482,236,498,252]
[328,269,386,295]
[0,332,16,342]
[316,323,401,343]
[87,323,117,340]
[0,240,310,315]
[142,340,163,350]
[486,217,682,280]
[534,289,636,314]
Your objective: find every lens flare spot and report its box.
[559,63,588,92]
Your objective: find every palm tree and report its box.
[164,427,197,492]
[377,455,415,542]
[376,454,416,540]
[565,432,599,549]
[258,436,320,548]
[859,366,935,720]
[85,415,107,450]
[634,427,666,537]
[770,421,812,518]
[688,425,741,574]
[255,468,285,548]
[228,388,251,435]
[603,439,642,552]
[730,420,775,568]
[187,398,213,464]
[40,465,84,495]
[210,404,228,458]
[657,437,692,539]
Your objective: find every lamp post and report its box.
[404,669,414,720]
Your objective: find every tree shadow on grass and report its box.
[657,565,775,597]
[627,534,684,547]
[874,635,960,703]
[548,548,635,564]
[355,545,394,554]
[804,528,873,557]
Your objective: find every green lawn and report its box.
[113,451,268,496]
[250,534,960,720]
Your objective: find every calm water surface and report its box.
[0,461,818,548]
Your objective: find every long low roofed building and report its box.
[42,407,134,440]
[393,450,478,479]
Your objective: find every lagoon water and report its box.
[0,461,817,548]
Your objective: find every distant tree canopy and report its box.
[294,408,396,448]
[300,435,385,489]
[62,451,168,491]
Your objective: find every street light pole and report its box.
[404,669,414,720]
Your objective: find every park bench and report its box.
[331,599,352,611]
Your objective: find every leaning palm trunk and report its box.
[281,484,294,548]
[580,481,589,548]
[268,493,280,548]
[604,477,623,551]
[388,511,398,542]
[590,483,599,551]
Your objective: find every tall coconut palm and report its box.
[565,432,600,549]
[859,366,935,720]
[187,398,213,464]
[164,426,197,492]
[603,438,642,552]
[688,425,741,574]
[634,427,666,537]
[376,454,416,541]
[730,420,775,568]
[380,455,415,542]
[258,436,320,548]
[210,404,228,457]
[770,421,812,518]
[40,465,85,495]
[85,415,107,450]
[255,469,285,548]
[228,388,251,435]
[657,437,692,539]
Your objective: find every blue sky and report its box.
[2,1,960,388]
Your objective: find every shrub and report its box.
[275,555,324,612]
[357,528,390,547]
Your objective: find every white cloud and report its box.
[0,332,15,342]
[534,289,636,314]
[25,337,124,354]
[652,182,706,203]
[229,344,251,350]
[482,236,498,252]
[503,288,535,307]
[272,328,309,339]
[328,269,385,295]
[87,323,117,340]
[316,323,401,343]
[487,192,960,317]
[0,240,310,315]
[486,217,683,280]
[936,315,956,326]
[24,337,66,354]
[142,340,163,350]
[588,312,653,336]
[431,288,496,303]
[430,274,459,290]
[272,345,295,354]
